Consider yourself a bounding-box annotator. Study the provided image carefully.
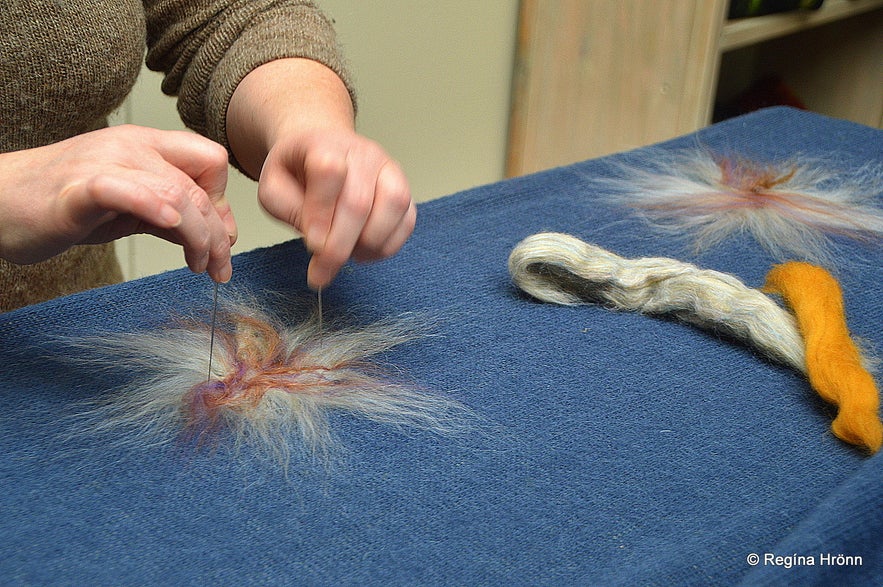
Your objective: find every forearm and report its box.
[226,57,356,179]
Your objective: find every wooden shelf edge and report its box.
[720,0,883,51]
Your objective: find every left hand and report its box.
[257,127,416,290]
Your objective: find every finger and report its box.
[350,160,415,261]
[144,129,236,243]
[146,130,229,197]
[83,170,233,282]
[63,173,183,234]
[256,157,306,232]
[353,200,416,263]
[213,192,239,245]
[306,254,335,291]
[299,147,349,252]
[35,174,182,262]
[306,165,376,289]
[163,174,233,282]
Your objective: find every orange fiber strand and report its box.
[764,262,883,453]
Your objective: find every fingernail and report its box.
[306,229,325,253]
[160,205,182,227]
[224,217,238,244]
[219,263,233,283]
[306,273,323,291]
[306,261,326,291]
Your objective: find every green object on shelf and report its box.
[728,0,824,19]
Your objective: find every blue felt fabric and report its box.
[1,108,881,586]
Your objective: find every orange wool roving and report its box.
[764,262,882,453]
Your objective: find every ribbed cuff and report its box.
[201,6,357,174]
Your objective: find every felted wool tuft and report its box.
[64,292,475,468]
[592,149,883,265]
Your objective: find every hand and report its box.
[226,58,416,290]
[0,125,237,282]
[257,128,416,289]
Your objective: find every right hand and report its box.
[0,125,237,282]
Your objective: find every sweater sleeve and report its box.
[143,1,356,169]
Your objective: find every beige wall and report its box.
[115,1,518,279]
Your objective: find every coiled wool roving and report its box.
[509,232,881,453]
[508,232,805,370]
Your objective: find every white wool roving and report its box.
[592,149,883,265]
[508,232,806,371]
[63,294,476,468]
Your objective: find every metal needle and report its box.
[317,287,323,333]
[207,280,220,381]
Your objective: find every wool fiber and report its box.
[765,262,882,453]
[65,293,475,468]
[509,232,881,453]
[509,232,805,370]
[593,150,883,265]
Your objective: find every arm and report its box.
[145,2,415,287]
[226,58,416,289]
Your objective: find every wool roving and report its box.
[764,262,883,453]
[509,232,881,453]
[593,149,883,265]
[67,294,474,467]
[508,232,806,370]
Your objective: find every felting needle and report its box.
[317,286,323,333]
[207,280,220,381]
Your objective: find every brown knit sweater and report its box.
[0,0,353,312]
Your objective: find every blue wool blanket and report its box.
[1,108,881,586]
